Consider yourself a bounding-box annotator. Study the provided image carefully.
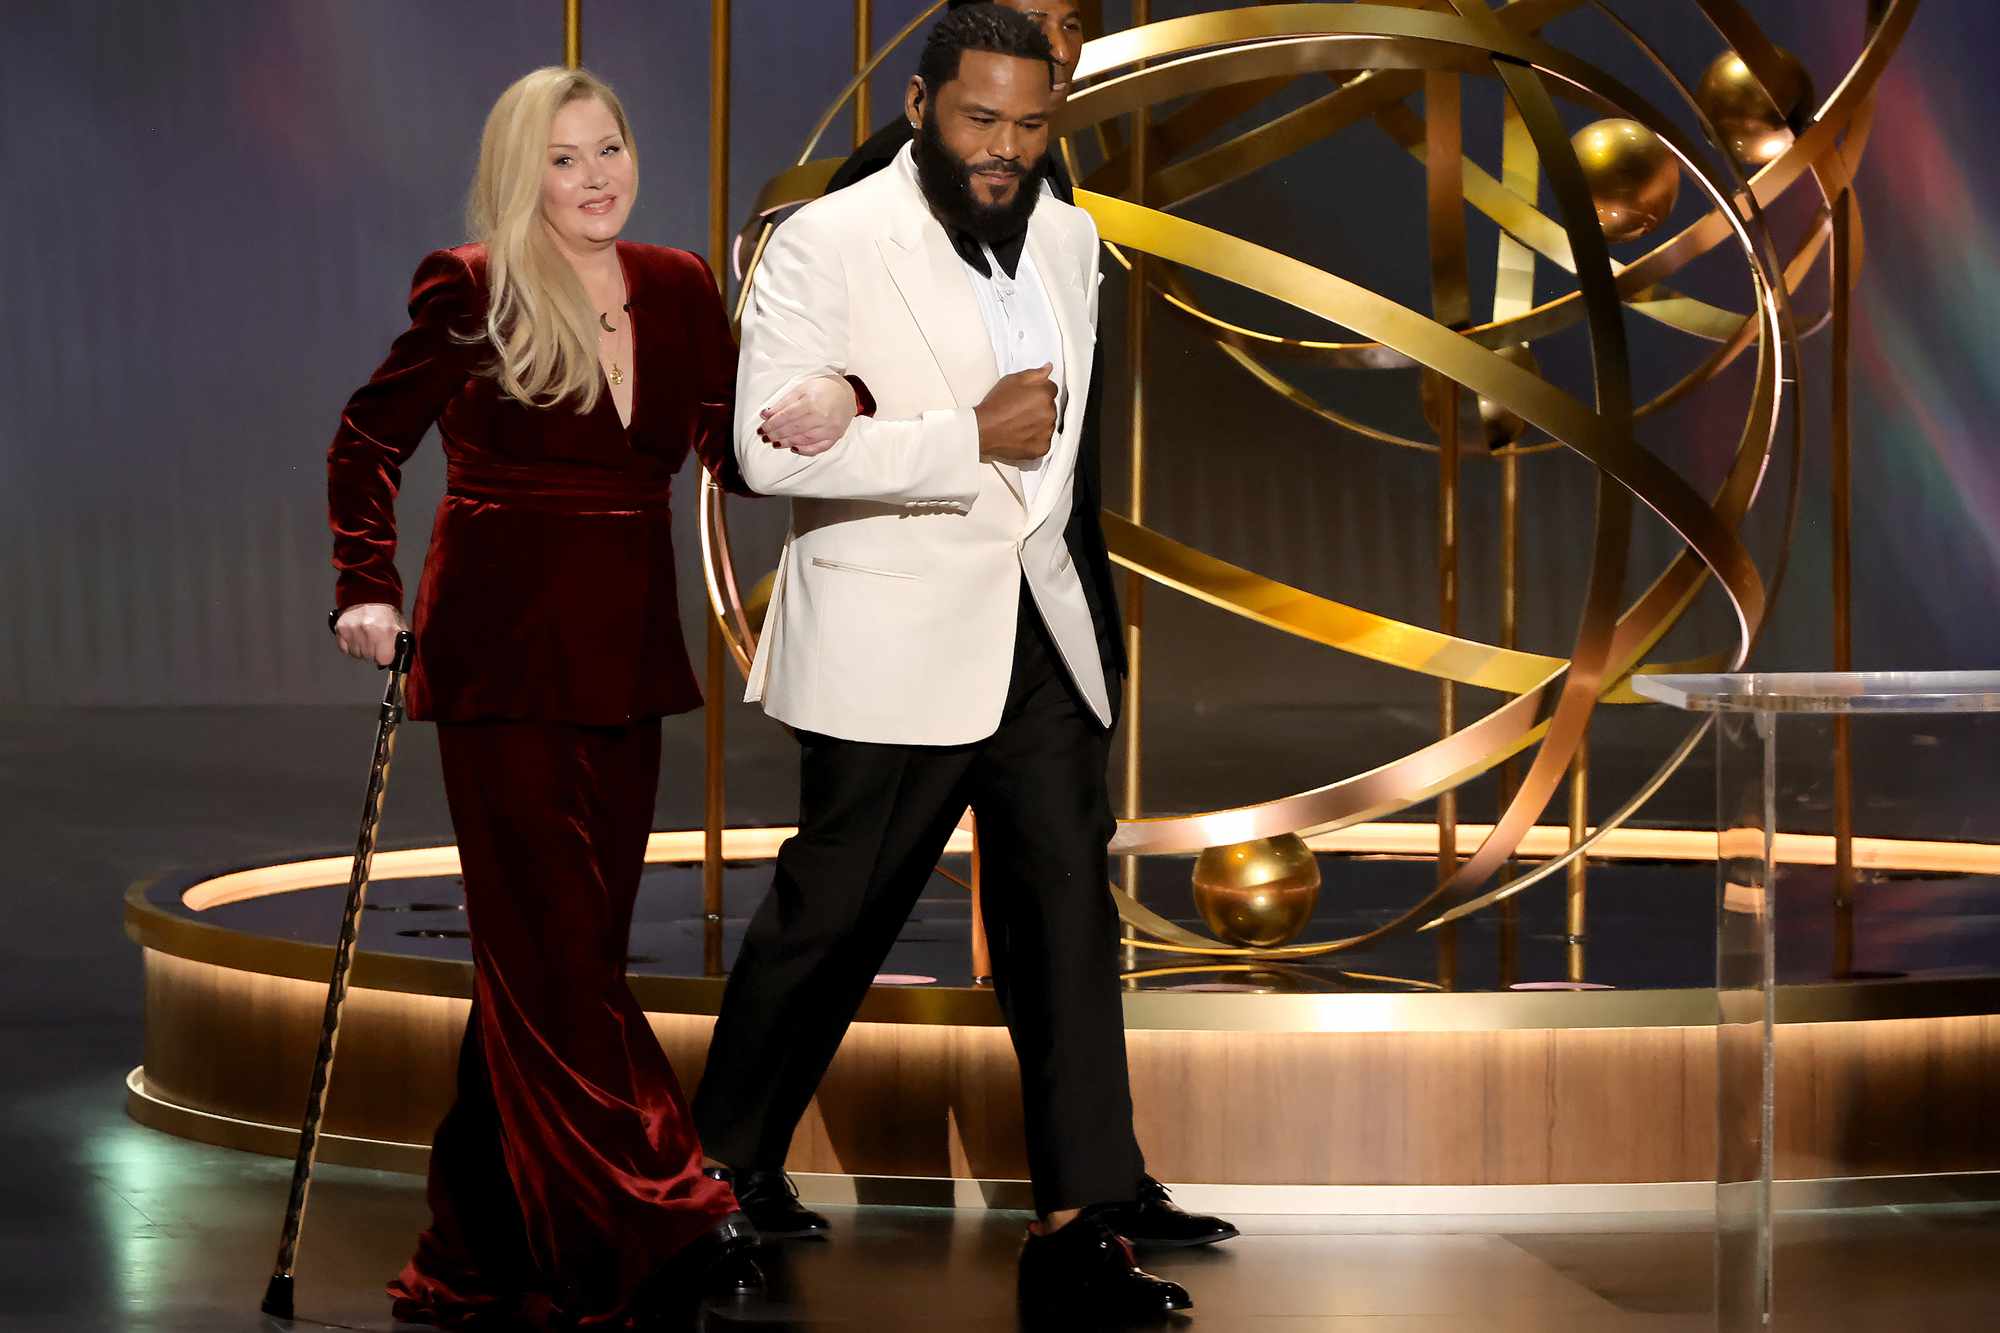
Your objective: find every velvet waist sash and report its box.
[445,458,675,511]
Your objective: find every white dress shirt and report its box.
[963,231,1067,507]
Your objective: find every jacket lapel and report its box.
[875,148,1024,508]
[875,151,999,413]
[1023,213,1091,534]
[612,240,647,437]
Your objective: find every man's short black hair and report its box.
[919,3,1056,92]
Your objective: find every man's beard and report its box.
[912,106,1043,245]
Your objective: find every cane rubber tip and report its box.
[261,1272,295,1320]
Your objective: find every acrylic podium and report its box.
[1635,671,2000,1330]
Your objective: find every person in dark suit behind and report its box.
[731,0,1238,1257]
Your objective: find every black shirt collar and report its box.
[949,228,1026,282]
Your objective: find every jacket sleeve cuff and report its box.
[922,407,985,510]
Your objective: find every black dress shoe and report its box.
[1094,1175,1240,1249]
[639,1211,764,1327]
[703,1165,830,1240]
[694,1211,767,1297]
[1018,1214,1193,1324]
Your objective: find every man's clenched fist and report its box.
[975,364,1058,464]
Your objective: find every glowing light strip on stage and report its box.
[175,822,2000,914]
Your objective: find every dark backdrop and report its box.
[2,1,1994,821]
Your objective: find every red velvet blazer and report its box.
[327,241,748,724]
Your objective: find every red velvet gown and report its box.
[326,241,744,1328]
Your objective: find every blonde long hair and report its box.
[467,67,638,412]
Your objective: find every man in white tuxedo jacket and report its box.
[693,7,1193,1322]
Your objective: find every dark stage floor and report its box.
[16,1068,2000,1332]
[10,704,2000,1330]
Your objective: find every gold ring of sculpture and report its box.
[700,0,1915,959]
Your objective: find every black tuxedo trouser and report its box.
[694,587,1145,1216]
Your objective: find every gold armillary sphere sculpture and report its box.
[703,0,1919,960]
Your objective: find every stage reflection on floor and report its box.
[26,1088,2000,1332]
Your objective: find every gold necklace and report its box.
[599,310,625,387]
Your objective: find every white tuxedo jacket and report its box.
[735,144,1109,746]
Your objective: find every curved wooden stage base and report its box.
[121,1068,2000,1216]
[126,827,2000,1211]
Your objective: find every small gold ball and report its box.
[743,570,778,637]
[1572,118,1680,244]
[1480,343,1540,449]
[1697,48,1813,169]
[1191,834,1323,948]
[1418,343,1540,450]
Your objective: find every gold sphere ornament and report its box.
[743,569,778,637]
[1697,48,1814,169]
[1480,343,1540,449]
[1191,835,1323,948]
[1572,118,1680,243]
[1419,342,1540,450]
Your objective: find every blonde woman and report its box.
[326,67,852,1328]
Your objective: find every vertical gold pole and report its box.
[1424,71,1470,327]
[707,3,730,275]
[1566,743,1589,984]
[702,0,732,978]
[1831,189,1856,978]
[853,0,873,148]
[563,0,582,69]
[1436,387,1461,990]
[1492,101,1536,991]
[703,646,726,976]
[1497,449,1520,987]
[970,819,993,984]
[1425,70,1467,991]
[1118,0,1151,972]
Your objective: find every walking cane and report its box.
[261,623,416,1321]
